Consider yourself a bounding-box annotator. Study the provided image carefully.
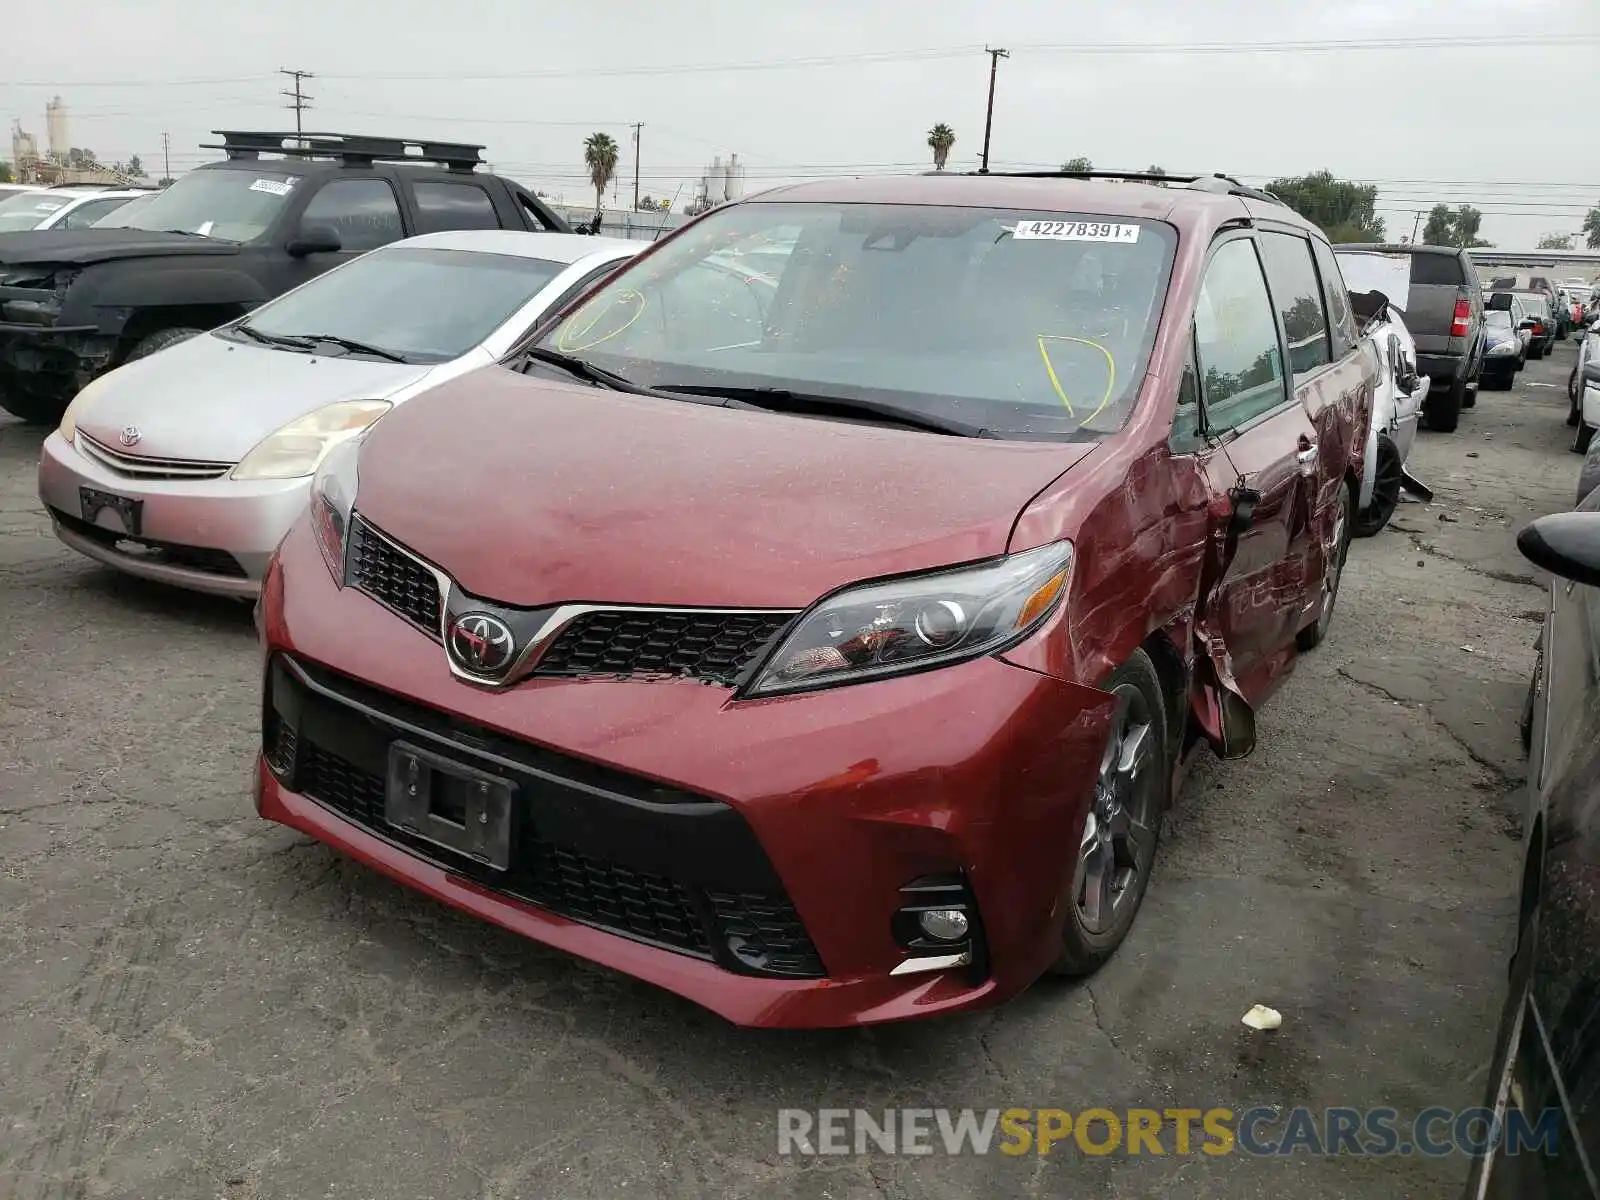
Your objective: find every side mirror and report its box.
[1518,513,1600,587]
[287,223,342,257]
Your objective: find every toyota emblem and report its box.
[447,613,516,675]
[118,425,142,448]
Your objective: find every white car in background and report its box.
[1351,288,1431,536]
[0,186,150,233]
[38,229,641,597]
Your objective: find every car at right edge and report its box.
[253,171,1372,1028]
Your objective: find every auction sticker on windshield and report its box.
[1013,220,1141,243]
[249,179,295,196]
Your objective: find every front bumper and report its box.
[256,519,1115,1028]
[38,430,312,597]
[0,323,115,409]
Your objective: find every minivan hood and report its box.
[0,228,239,267]
[354,367,1095,609]
[76,332,436,463]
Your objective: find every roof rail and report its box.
[932,168,1289,208]
[46,181,118,190]
[201,131,487,172]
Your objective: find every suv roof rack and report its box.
[201,131,487,172]
[933,168,1289,208]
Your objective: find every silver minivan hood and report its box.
[73,331,440,463]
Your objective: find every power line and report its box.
[307,32,1596,81]
[278,68,314,141]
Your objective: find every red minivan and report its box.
[255,173,1373,1028]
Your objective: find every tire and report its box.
[1574,423,1593,455]
[1353,434,1402,537]
[0,388,68,425]
[1519,667,1536,755]
[127,326,204,362]
[1425,373,1464,432]
[1050,649,1169,978]
[1570,365,1581,405]
[1530,340,1546,361]
[1463,386,1477,409]
[1297,480,1353,651]
[1571,388,1583,428]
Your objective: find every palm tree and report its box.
[583,132,619,211]
[927,123,956,172]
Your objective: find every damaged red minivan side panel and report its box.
[255,174,1372,1028]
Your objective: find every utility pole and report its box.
[979,47,1009,174]
[161,131,170,183]
[279,69,314,144]
[631,122,644,212]
[1410,209,1423,244]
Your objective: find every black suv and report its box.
[0,131,572,423]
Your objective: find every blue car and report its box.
[1479,307,1529,389]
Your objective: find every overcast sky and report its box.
[5,0,1596,247]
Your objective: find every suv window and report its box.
[1258,232,1332,378]
[1410,253,1468,286]
[1194,238,1288,429]
[414,180,500,233]
[1310,238,1356,356]
[300,179,403,252]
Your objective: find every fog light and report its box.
[918,908,970,941]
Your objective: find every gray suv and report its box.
[1334,244,1485,433]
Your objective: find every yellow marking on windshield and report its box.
[556,289,647,354]
[1036,335,1116,420]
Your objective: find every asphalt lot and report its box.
[0,343,1578,1199]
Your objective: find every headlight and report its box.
[58,370,118,445]
[231,399,391,480]
[744,541,1073,698]
[1488,339,1518,355]
[309,435,361,582]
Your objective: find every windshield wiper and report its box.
[233,322,314,350]
[649,384,995,438]
[521,345,757,408]
[291,333,409,363]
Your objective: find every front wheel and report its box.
[1050,650,1168,978]
[1575,424,1594,455]
[1353,435,1402,537]
[1297,481,1352,651]
[126,326,204,363]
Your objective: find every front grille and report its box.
[265,655,825,977]
[51,507,248,579]
[347,516,442,637]
[709,891,826,977]
[535,609,794,686]
[78,433,234,481]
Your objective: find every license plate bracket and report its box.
[79,486,143,537]
[385,741,515,871]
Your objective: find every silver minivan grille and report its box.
[78,433,234,481]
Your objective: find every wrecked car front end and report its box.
[0,264,115,420]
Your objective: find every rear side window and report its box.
[1410,253,1468,287]
[1258,232,1332,378]
[300,179,403,252]
[1310,239,1356,355]
[413,180,501,233]
[1194,238,1288,429]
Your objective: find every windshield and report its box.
[93,193,158,228]
[1515,293,1549,317]
[534,201,1178,438]
[0,191,71,233]
[1334,251,1412,310]
[228,246,567,363]
[113,169,302,241]
[1484,310,1513,331]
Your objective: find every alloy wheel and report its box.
[1074,684,1161,935]
[1314,485,1351,641]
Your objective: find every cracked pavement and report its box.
[0,345,1575,1198]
